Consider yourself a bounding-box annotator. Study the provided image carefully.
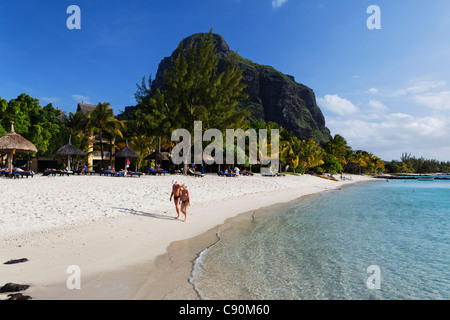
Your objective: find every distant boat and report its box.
[418,176,434,181]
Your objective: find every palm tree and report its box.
[349,151,370,174]
[86,102,124,170]
[129,134,157,170]
[280,136,302,173]
[324,134,350,167]
[281,138,325,174]
[367,155,385,174]
[299,139,325,173]
[103,116,126,169]
[64,111,90,155]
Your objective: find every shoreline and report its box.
[141,192,325,300]
[136,179,372,300]
[0,174,374,300]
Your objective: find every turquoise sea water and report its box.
[191,178,450,300]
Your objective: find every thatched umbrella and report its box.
[0,122,38,173]
[145,151,169,173]
[112,140,140,175]
[54,136,86,171]
[145,151,169,161]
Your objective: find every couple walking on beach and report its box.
[170,179,190,222]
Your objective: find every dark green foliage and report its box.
[0,94,66,157]
[322,154,344,174]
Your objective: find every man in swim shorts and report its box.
[170,179,182,219]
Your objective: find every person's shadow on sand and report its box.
[112,207,176,221]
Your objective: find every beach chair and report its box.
[43,169,59,177]
[218,170,235,177]
[261,170,276,177]
[19,171,35,178]
[188,169,205,177]
[3,170,17,178]
[127,171,143,177]
[149,168,167,176]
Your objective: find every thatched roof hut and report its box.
[145,151,169,161]
[112,141,140,175]
[54,137,86,157]
[54,136,86,171]
[77,103,114,116]
[0,123,38,154]
[113,145,140,159]
[0,122,38,172]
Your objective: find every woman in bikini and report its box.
[180,183,190,223]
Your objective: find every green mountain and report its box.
[152,33,331,144]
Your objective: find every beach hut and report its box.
[145,151,170,173]
[0,122,38,174]
[54,136,86,172]
[145,151,169,161]
[112,140,140,175]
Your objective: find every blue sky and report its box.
[1,0,450,161]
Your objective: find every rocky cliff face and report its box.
[153,33,331,144]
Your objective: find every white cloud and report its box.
[72,94,92,104]
[391,80,446,97]
[367,88,379,95]
[327,113,450,161]
[272,0,288,9]
[321,79,450,160]
[317,94,359,116]
[368,99,388,112]
[413,91,450,110]
[39,97,60,104]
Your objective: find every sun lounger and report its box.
[127,171,143,177]
[72,169,93,175]
[101,169,120,177]
[148,168,167,176]
[188,169,205,177]
[2,170,20,178]
[43,169,58,176]
[218,170,235,177]
[18,171,35,178]
[43,169,71,177]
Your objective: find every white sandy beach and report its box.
[0,173,373,300]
